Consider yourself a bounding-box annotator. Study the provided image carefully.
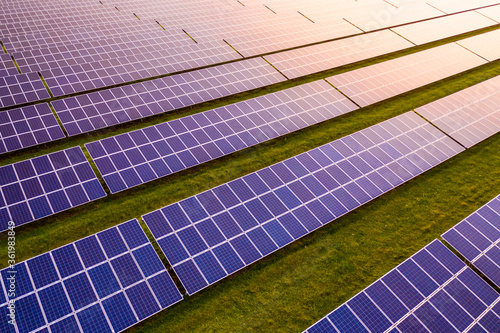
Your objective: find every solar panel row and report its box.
[416,75,500,148]
[305,240,500,333]
[476,3,500,22]
[0,103,65,154]
[442,194,500,288]
[327,42,487,107]
[51,57,286,136]
[427,0,500,14]
[0,147,106,232]
[0,54,19,77]
[264,30,414,79]
[0,219,183,333]
[142,111,464,295]
[85,80,358,193]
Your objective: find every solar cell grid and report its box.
[392,11,497,46]
[0,146,106,232]
[85,79,358,193]
[51,57,286,136]
[426,0,500,14]
[305,240,500,333]
[442,194,500,288]
[0,103,65,154]
[264,30,413,79]
[416,75,500,148]
[327,43,487,107]
[0,72,51,108]
[0,219,183,333]
[0,54,19,77]
[143,111,464,295]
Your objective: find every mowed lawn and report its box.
[0,30,499,332]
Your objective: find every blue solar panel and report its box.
[143,111,464,295]
[442,194,500,288]
[0,146,106,232]
[86,80,358,193]
[0,219,182,333]
[0,103,65,154]
[304,240,500,333]
[51,57,286,136]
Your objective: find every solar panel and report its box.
[304,240,500,333]
[0,103,66,154]
[0,146,106,232]
[0,219,183,333]
[0,72,51,108]
[426,0,500,14]
[327,43,487,107]
[457,29,500,62]
[142,111,464,295]
[343,1,443,32]
[392,11,497,45]
[416,75,500,148]
[442,194,500,287]
[477,4,500,23]
[264,30,413,79]
[51,57,286,136]
[0,54,19,77]
[85,80,358,193]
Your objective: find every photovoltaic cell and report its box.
[304,240,500,333]
[0,103,65,154]
[0,146,106,232]
[86,80,358,193]
[416,75,500,148]
[143,111,464,295]
[442,194,500,288]
[0,219,182,333]
[264,30,413,79]
[51,57,286,136]
[327,43,487,107]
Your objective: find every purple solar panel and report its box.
[85,80,358,193]
[142,111,464,295]
[0,54,19,77]
[0,146,106,232]
[0,103,65,154]
[51,57,286,136]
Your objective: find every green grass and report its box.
[0,23,499,333]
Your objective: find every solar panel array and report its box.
[0,103,65,155]
[304,240,500,333]
[0,72,51,108]
[442,194,500,288]
[51,57,286,136]
[392,11,497,45]
[457,29,500,62]
[326,43,487,107]
[264,30,414,79]
[39,40,240,97]
[416,75,500,148]
[142,111,464,295]
[0,147,106,232]
[86,80,358,193]
[0,219,183,333]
